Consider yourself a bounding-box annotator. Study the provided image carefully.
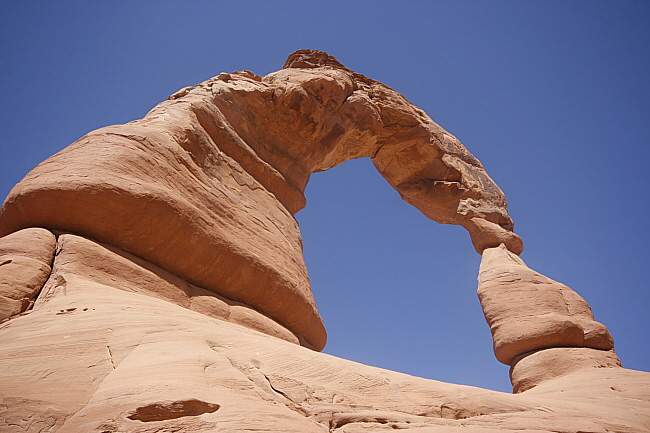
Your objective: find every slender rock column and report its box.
[478,244,621,392]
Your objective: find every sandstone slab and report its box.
[1,281,648,433]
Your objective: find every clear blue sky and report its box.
[1,1,648,393]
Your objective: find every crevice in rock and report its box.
[262,373,294,402]
[55,308,76,315]
[370,141,387,160]
[209,345,316,422]
[126,399,219,422]
[259,372,316,420]
[106,345,116,370]
[329,413,405,431]
[21,229,59,316]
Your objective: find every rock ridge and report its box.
[1,228,304,346]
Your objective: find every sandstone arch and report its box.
[0,50,521,350]
[0,50,647,433]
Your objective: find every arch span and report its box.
[0,50,521,350]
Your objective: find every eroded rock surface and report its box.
[478,244,615,365]
[0,50,522,351]
[0,228,55,321]
[0,50,647,432]
[1,279,648,433]
[478,244,621,393]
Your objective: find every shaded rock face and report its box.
[0,50,647,432]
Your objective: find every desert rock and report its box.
[0,228,55,321]
[0,51,522,350]
[478,244,622,395]
[1,273,648,432]
[0,50,647,432]
[478,244,615,366]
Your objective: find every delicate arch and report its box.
[0,50,521,350]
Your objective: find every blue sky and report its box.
[1,1,648,392]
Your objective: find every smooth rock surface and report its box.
[478,244,615,365]
[36,232,300,345]
[510,347,622,393]
[0,228,55,321]
[0,50,522,350]
[1,283,648,433]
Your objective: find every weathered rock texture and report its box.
[2,276,648,432]
[0,50,522,350]
[0,50,648,432]
[0,228,55,321]
[478,244,621,393]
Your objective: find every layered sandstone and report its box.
[0,228,56,321]
[2,276,648,432]
[0,50,521,350]
[478,244,621,392]
[0,50,647,432]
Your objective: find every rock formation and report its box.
[0,50,648,432]
[478,244,621,393]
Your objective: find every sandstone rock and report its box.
[1,283,648,433]
[463,217,523,255]
[477,243,622,395]
[478,244,615,365]
[0,50,647,432]
[0,228,55,321]
[34,232,300,345]
[0,50,522,350]
[510,347,622,393]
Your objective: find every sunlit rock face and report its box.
[0,50,647,432]
[0,50,521,349]
[478,244,620,393]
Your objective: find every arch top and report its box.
[276,49,523,255]
[284,49,349,70]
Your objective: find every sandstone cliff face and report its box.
[0,50,647,432]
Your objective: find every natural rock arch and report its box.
[0,49,521,350]
[0,50,645,433]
